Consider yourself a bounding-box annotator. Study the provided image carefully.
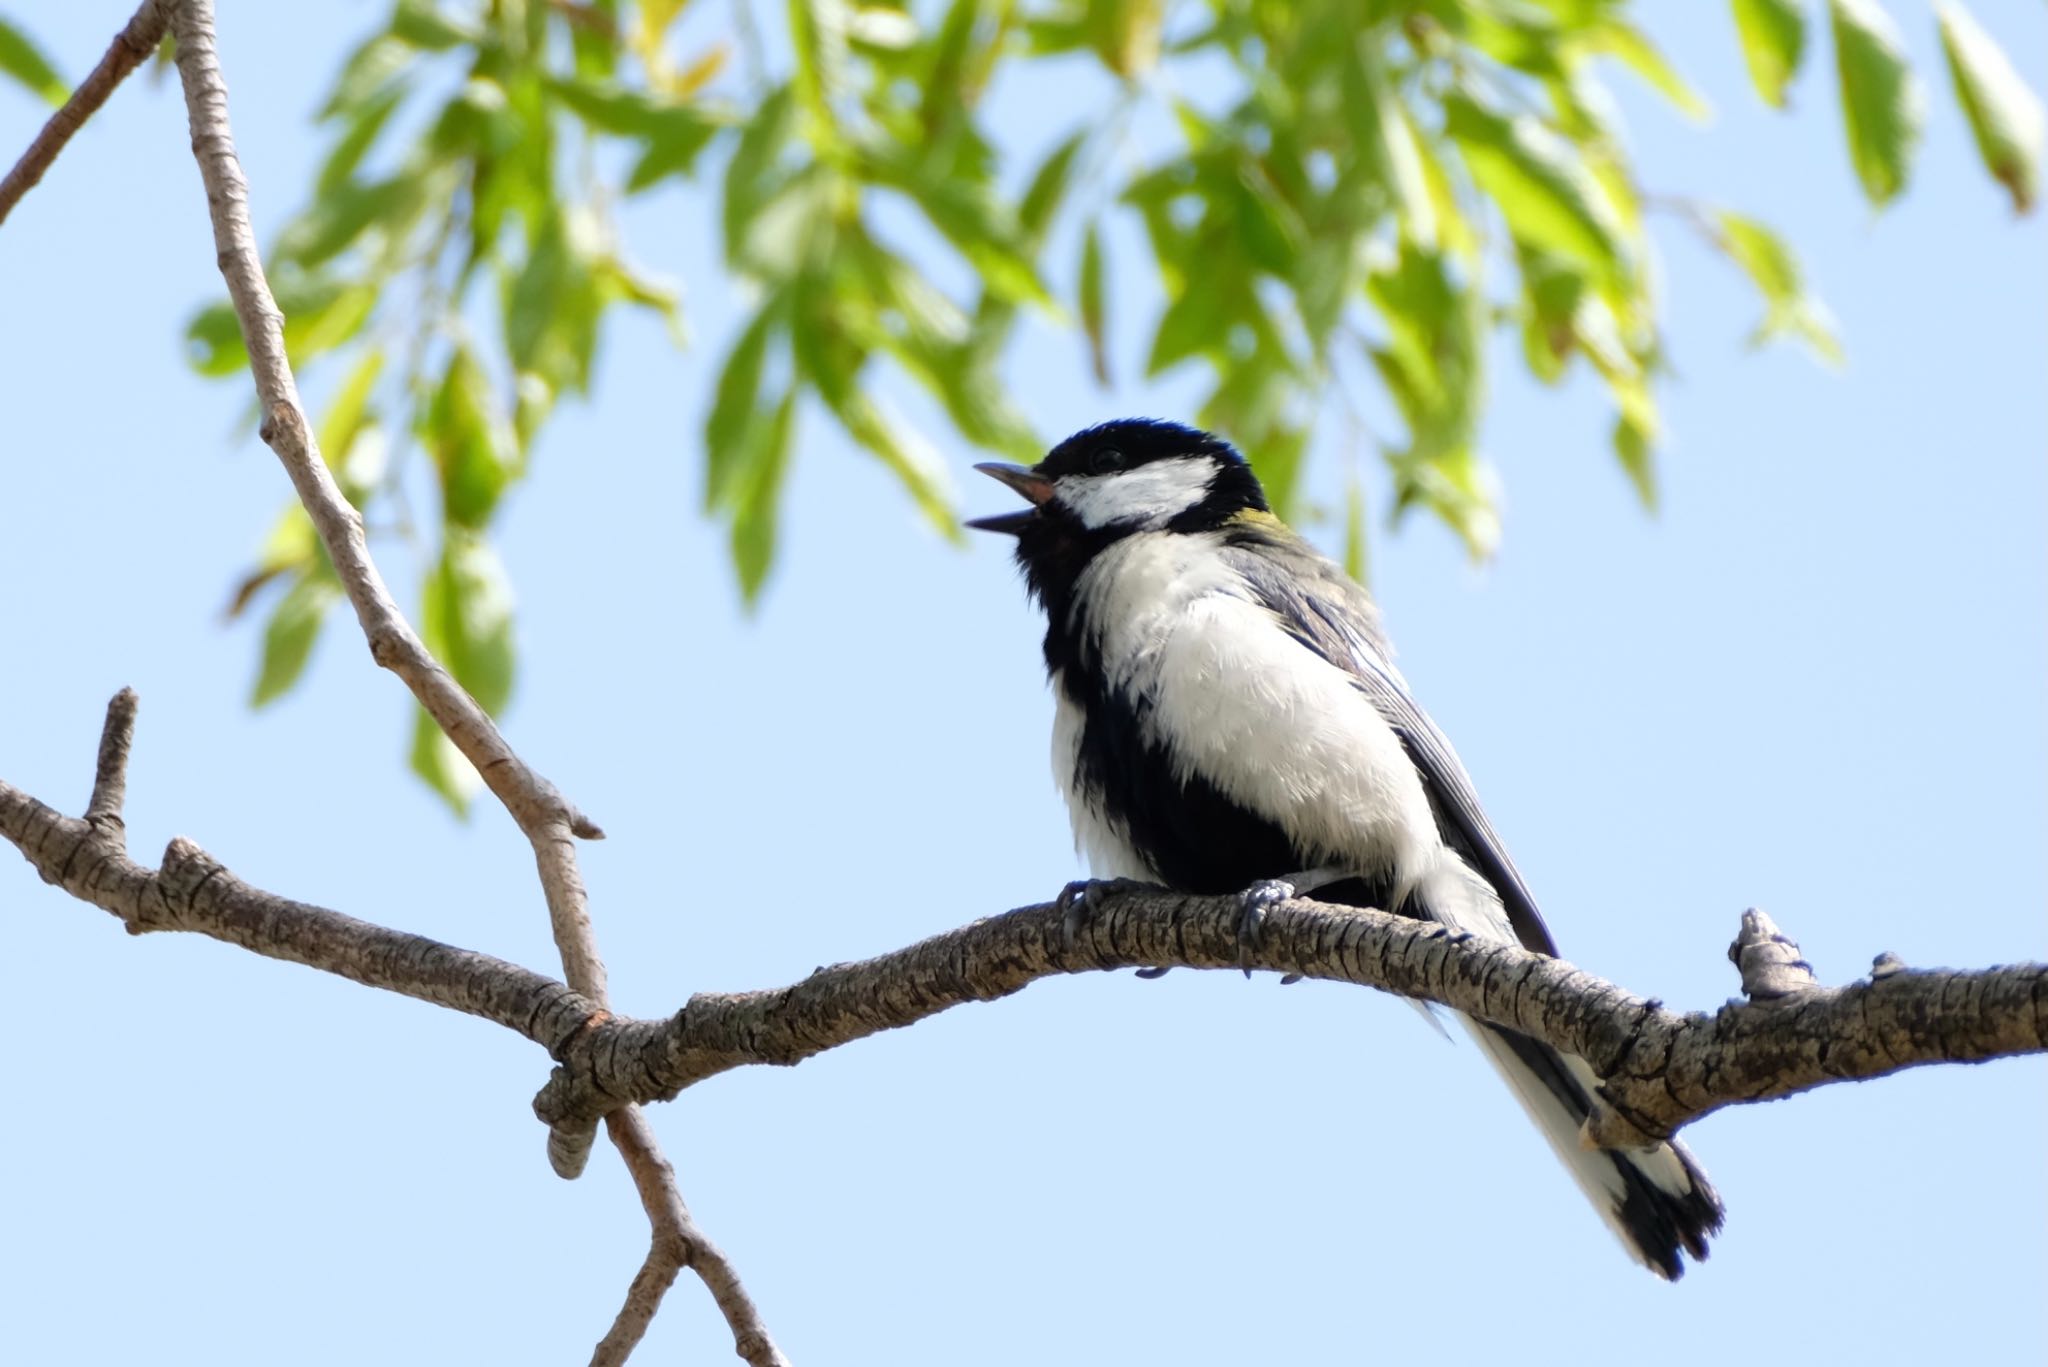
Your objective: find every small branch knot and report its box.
[366,626,409,667]
[84,687,140,833]
[256,399,305,449]
[548,1120,598,1180]
[1579,1096,1661,1151]
[1728,907,1818,1001]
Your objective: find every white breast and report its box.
[1061,532,1444,896]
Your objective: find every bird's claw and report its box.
[1236,878,1295,977]
[1059,879,1171,978]
[1057,879,1097,951]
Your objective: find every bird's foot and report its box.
[1059,878,1170,978]
[1235,878,1296,977]
[1056,879,1098,951]
[1058,878,1149,946]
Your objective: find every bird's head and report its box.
[967,420,1268,579]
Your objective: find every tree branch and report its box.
[527,881,2047,1147]
[9,713,2039,1174]
[0,0,167,230]
[155,3,784,1360]
[0,693,598,1046]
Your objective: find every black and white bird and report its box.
[970,418,1724,1279]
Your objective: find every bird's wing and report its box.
[1218,524,1559,956]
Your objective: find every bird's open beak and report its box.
[965,462,1054,535]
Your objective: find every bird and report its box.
[968,417,1724,1279]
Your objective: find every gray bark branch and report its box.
[531,881,2045,1150]
[0,0,166,229]
[136,3,784,1360]
[9,706,2040,1171]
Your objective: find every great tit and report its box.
[970,418,1724,1279]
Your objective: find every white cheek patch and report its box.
[1056,458,1219,530]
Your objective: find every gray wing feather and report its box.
[1219,530,1558,956]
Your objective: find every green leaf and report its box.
[251,574,338,707]
[1343,474,1369,588]
[1345,40,1434,248]
[722,86,809,274]
[829,391,962,542]
[316,84,407,195]
[846,5,919,52]
[863,144,1050,307]
[731,391,798,604]
[392,0,478,50]
[1592,20,1711,121]
[705,297,786,509]
[1368,242,1483,458]
[1389,445,1501,561]
[409,705,477,815]
[627,131,721,193]
[425,531,517,717]
[1730,0,1807,108]
[1516,246,1587,384]
[281,281,377,366]
[1829,0,1923,207]
[1612,403,1659,512]
[546,75,723,179]
[185,303,248,377]
[275,175,423,269]
[505,210,603,396]
[321,34,413,120]
[1146,279,1229,376]
[426,345,518,528]
[1444,94,1625,280]
[317,345,387,501]
[1226,159,1301,277]
[0,17,67,105]
[1713,208,1843,363]
[1018,130,1087,250]
[790,0,851,140]
[1367,241,1495,555]
[1936,1,2044,213]
[1079,221,1109,385]
[1088,0,1163,78]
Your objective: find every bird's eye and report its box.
[1088,447,1125,475]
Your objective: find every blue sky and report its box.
[1,3,2041,1364]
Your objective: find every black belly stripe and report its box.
[1057,649,1408,912]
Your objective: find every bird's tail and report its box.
[1463,1017,1724,1279]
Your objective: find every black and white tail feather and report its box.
[1420,859,1722,1279]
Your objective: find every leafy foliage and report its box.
[12,0,2030,807]
[1937,1,2044,213]
[0,13,66,107]
[1830,0,1923,206]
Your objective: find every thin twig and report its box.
[598,1110,788,1367]
[83,686,138,831]
[1,696,595,1042]
[160,2,780,1359]
[169,0,616,1144]
[0,0,168,229]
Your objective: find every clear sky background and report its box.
[2,3,2042,1364]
